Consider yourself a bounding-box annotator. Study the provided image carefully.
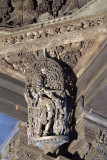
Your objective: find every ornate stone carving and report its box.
[2,122,42,160]
[0,1,107,159]
[0,0,72,27]
[0,0,104,27]
[16,150,37,160]
[84,127,96,141]
[84,129,107,160]
[4,139,18,160]
[0,12,106,48]
[47,40,95,69]
[47,43,81,68]
[0,39,95,75]
[23,52,68,152]
[0,50,36,73]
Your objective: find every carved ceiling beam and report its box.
[0,25,106,55]
[0,11,107,48]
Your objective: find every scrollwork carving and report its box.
[0,13,105,47]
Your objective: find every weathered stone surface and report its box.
[38,154,55,160]
[0,0,92,27]
[56,156,70,160]
[0,0,107,159]
[72,0,107,19]
[38,154,70,160]
[1,122,43,160]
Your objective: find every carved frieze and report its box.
[48,40,95,68]
[0,39,95,76]
[84,127,96,141]
[0,12,106,48]
[82,110,107,160]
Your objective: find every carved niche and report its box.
[24,51,69,153]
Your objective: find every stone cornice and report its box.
[0,25,106,55]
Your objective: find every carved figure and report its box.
[24,56,68,140]
[34,94,55,137]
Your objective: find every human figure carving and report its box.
[24,57,68,140]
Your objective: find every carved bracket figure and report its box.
[24,52,69,153]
